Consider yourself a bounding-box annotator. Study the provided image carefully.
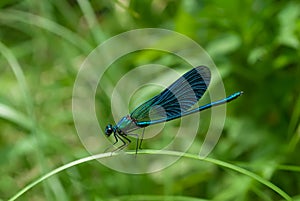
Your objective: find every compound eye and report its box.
[105,124,113,136]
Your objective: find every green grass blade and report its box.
[8,150,292,201]
[0,103,33,130]
[0,42,33,115]
[77,0,106,43]
[0,9,92,52]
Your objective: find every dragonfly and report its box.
[105,66,243,153]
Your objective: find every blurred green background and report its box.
[0,0,299,200]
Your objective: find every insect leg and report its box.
[113,133,119,145]
[138,128,145,150]
[127,133,140,154]
[115,134,131,152]
[104,133,120,153]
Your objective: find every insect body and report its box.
[105,66,243,152]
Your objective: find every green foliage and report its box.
[0,0,299,200]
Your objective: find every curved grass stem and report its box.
[9,150,292,201]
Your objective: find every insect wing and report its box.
[130,66,211,125]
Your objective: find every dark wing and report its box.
[130,66,211,126]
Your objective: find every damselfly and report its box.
[105,66,242,152]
